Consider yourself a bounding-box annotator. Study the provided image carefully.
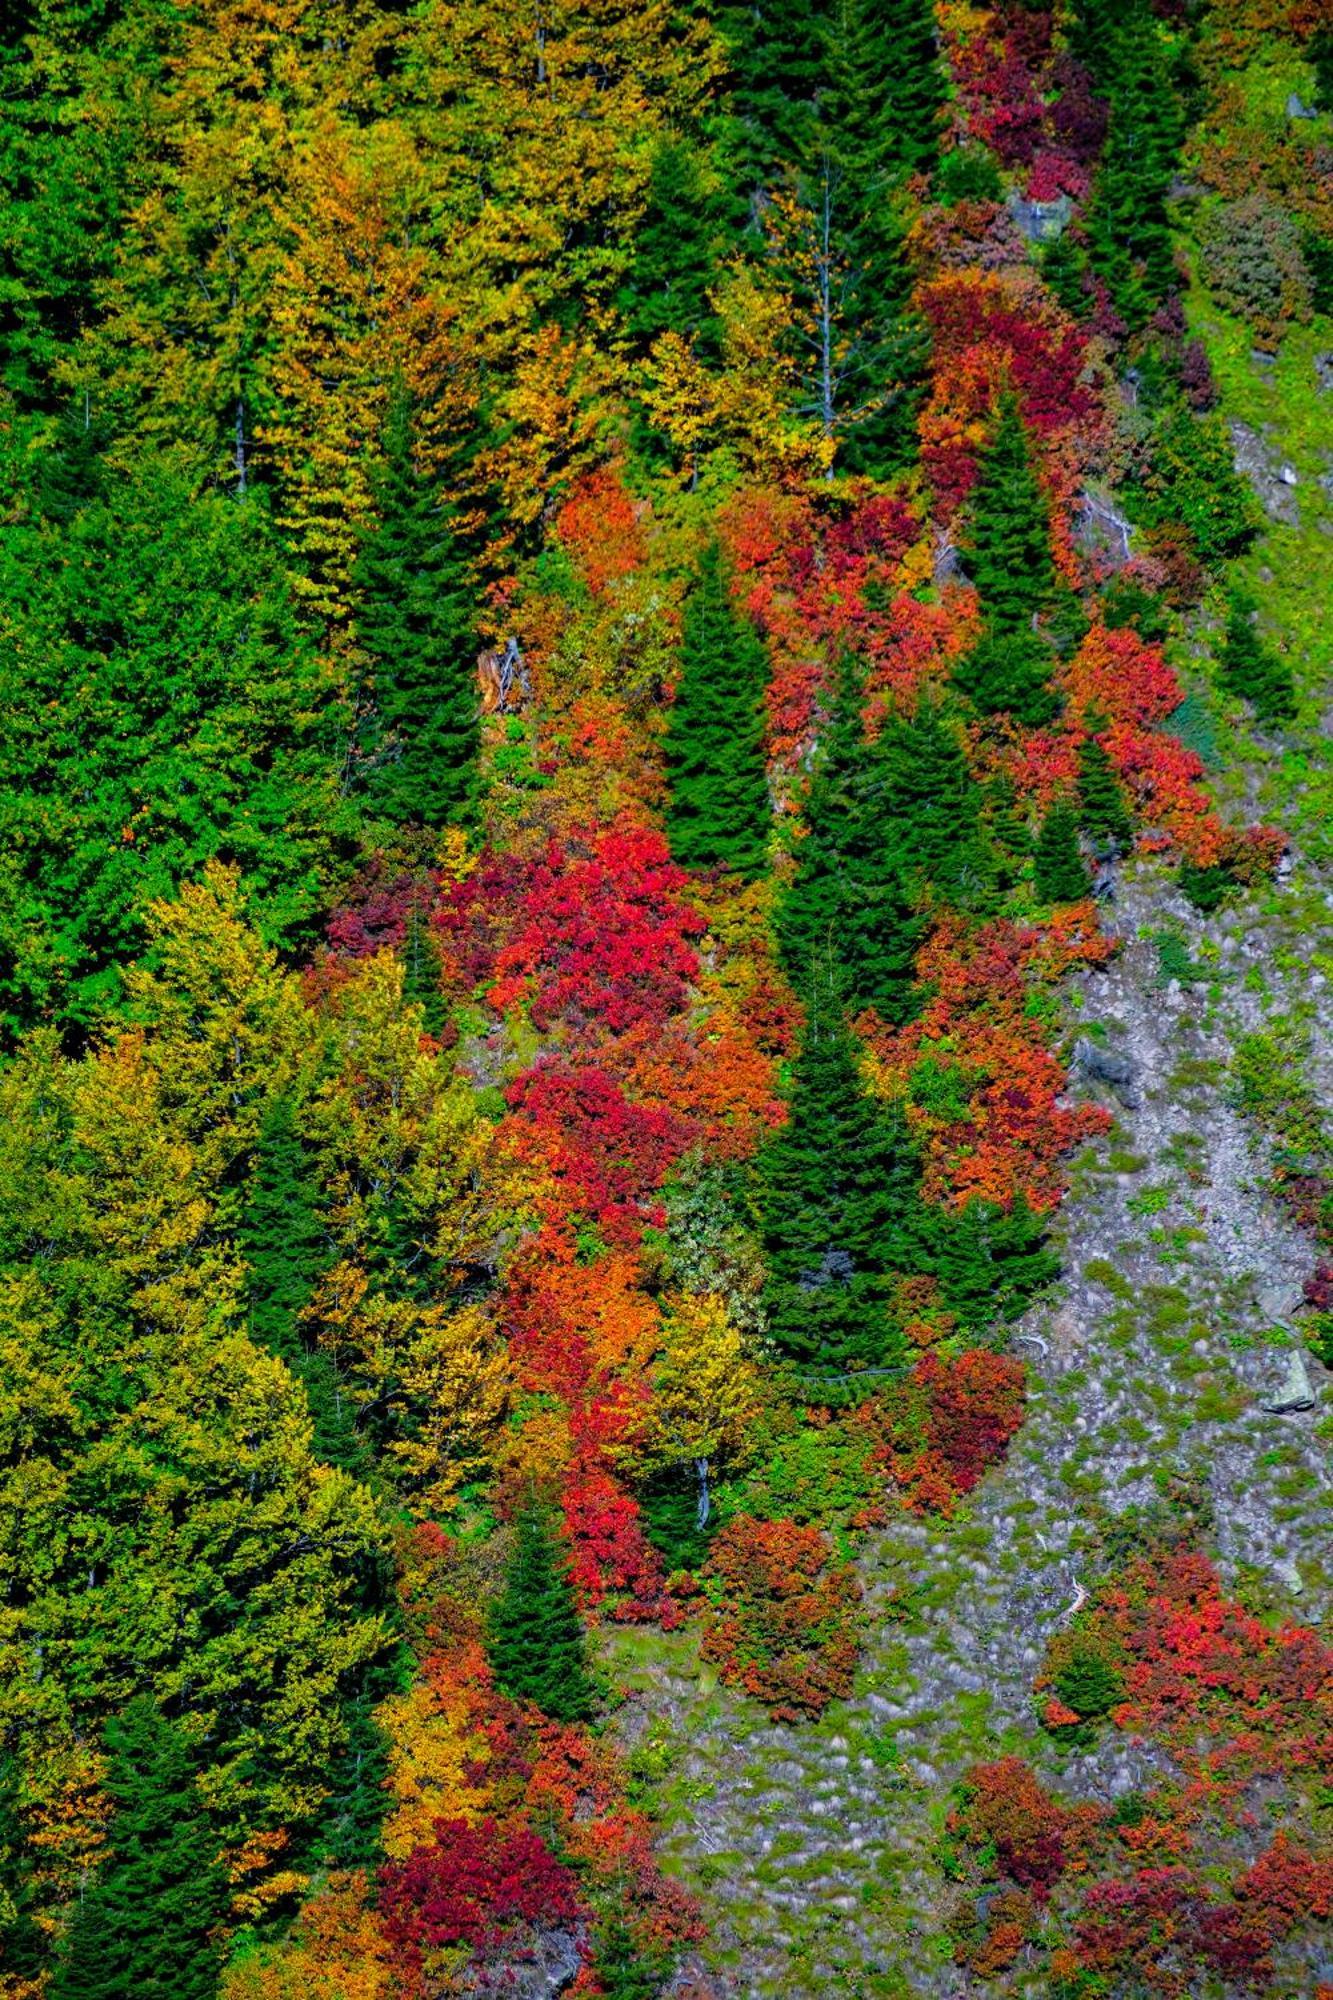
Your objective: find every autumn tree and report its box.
[759,984,921,1371]
[354,389,481,830]
[487,1506,597,1723]
[663,539,772,876]
[632,1291,763,1530]
[49,1700,229,2000]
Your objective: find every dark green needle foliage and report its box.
[402,902,450,1040]
[1033,797,1089,904]
[877,702,995,908]
[777,655,924,1024]
[304,1649,407,1871]
[488,1504,597,1723]
[591,1904,667,2000]
[664,540,771,877]
[1314,29,1333,116]
[620,135,723,355]
[926,1192,1059,1333]
[721,0,826,193]
[759,983,921,1370]
[0,1755,42,1984]
[1076,736,1133,852]
[241,1095,370,1479]
[822,0,945,185]
[355,388,481,830]
[49,1699,228,2000]
[1216,590,1296,726]
[954,397,1060,725]
[1084,0,1183,329]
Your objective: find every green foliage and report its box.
[1083,0,1183,329]
[1199,194,1314,350]
[49,1700,229,2000]
[1076,736,1133,852]
[0,1754,42,1982]
[1053,1646,1124,1720]
[0,450,350,1037]
[620,135,724,355]
[354,388,481,830]
[720,0,825,190]
[1124,399,1259,570]
[936,145,1002,207]
[590,1904,668,2000]
[821,0,945,185]
[1033,798,1089,904]
[758,985,920,1370]
[663,539,771,877]
[402,902,450,1040]
[960,397,1056,636]
[926,1194,1059,1333]
[953,628,1060,728]
[777,656,925,1022]
[487,1505,597,1723]
[1216,589,1296,725]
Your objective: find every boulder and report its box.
[1074,1037,1140,1107]
[1261,1349,1317,1414]
[1317,352,1333,395]
[1008,193,1073,244]
[1230,420,1301,527]
[1287,91,1318,119]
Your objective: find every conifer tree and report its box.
[663,540,771,877]
[591,1906,665,2000]
[926,1194,1059,1331]
[953,397,1060,725]
[1084,0,1182,329]
[487,1505,596,1723]
[1314,29,1333,116]
[355,388,480,830]
[0,1754,42,1984]
[777,655,924,1023]
[877,702,994,907]
[1217,590,1296,725]
[241,1095,369,1478]
[620,136,723,355]
[759,980,921,1370]
[721,0,825,194]
[1033,797,1089,903]
[49,1700,228,2000]
[822,0,945,184]
[1076,736,1133,851]
[402,902,449,1040]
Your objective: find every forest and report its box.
[1,0,1332,1995]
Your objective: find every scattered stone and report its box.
[1230,420,1301,526]
[1317,352,1333,395]
[1261,1349,1317,1414]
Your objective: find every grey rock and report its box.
[1074,1037,1141,1106]
[1230,420,1302,526]
[1317,352,1333,395]
[1287,91,1318,119]
[468,1928,584,1998]
[1258,1280,1304,1322]
[1261,1348,1317,1414]
[1272,1557,1304,1595]
[1007,193,1072,244]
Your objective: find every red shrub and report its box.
[380,1818,582,1995]
[700,1515,862,1722]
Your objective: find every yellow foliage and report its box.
[389,1303,515,1512]
[630,1292,764,1478]
[378,1653,492,1858]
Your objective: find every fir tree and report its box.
[591,1905,665,2000]
[959,396,1056,635]
[1314,29,1333,117]
[355,387,480,830]
[49,1700,228,2000]
[0,1754,42,1984]
[926,1193,1059,1332]
[487,1505,597,1723]
[620,136,723,356]
[721,0,825,194]
[759,981,921,1370]
[241,1096,369,1478]
[305,1649,406,1871]
[877,702,994,907]
[1033,797,1089,903]
[1076,736,1133,851]
[777,654,924,1024]
[1084,0,1182,329]
[663,540,771,877]
[1217,590,1296,725]
[822,0,945,184]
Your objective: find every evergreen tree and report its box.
[402,901,449,1040]
[720,0,825,194]
[1084,0,1182,329]
[663,540,771,876]
[1032,796,1089,903]
[355,388,481,830]
[305,1648,406,1872]
[777,655,924,1024]
[620,136,723,355]
[487,1505,597,1723]
[0,1754,42,1983]
[759,981,921,1370]
[1076,736,1133,851]
[954,397,1061,725]
[877,702,994,907]
[241,1095,370,1478]
[926,1193,1059,1332]
[822,0,945,184]
[591,1905,665,2000]
[1216,590,1296,725]
[49,1700,228,2000]
[1314,29,1333,116]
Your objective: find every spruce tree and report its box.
[1033,797,1089,903]
[926,1194,1059,1332]
[355,388,480,830]
[620,136,723,356]
[777,654,924,1024]
[877,702,994,907]
[1084,0,1182,329]
[759,981,921,1370]
[954,397,1060,725]
[49,1700,228,2000]
[0,1754,42,1984]
[822,0,945,184]
[720,0,825,194]
[1217,590,1296,725]
[1076,736,1133,851]
[1314,29,1333,116]
[487,1505,597,1723]
[663,540,771,877]
[591,1906,664,2000]
[241,1096,369,1478]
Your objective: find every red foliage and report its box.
[561,1463,674,1622]
[949,1759,1101,1901]
[503,1060,694,1242]
[555,467,648,596]
[700,1515,862,1722]
[379,1819,582,1995]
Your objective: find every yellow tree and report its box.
[631,1292,764,1529]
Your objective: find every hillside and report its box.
[1,3,1331,1997]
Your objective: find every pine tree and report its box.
[487,1505,597,1723]
[1076,736,1133,851]
[402,901,449,1039]
[663,540,771,877]
[49,1700,228,2000]
[355,387,481,830]
[1032,797,1089,903]
[1084,0,1182,329]
[0,1754,42,1984]
[241,1096,369,1478]
[759,982,921,1370]
[777,654,924,1022]
[1217,590,1296,725]
[620,136,723,355]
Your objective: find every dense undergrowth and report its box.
[1,0,1331,1995]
